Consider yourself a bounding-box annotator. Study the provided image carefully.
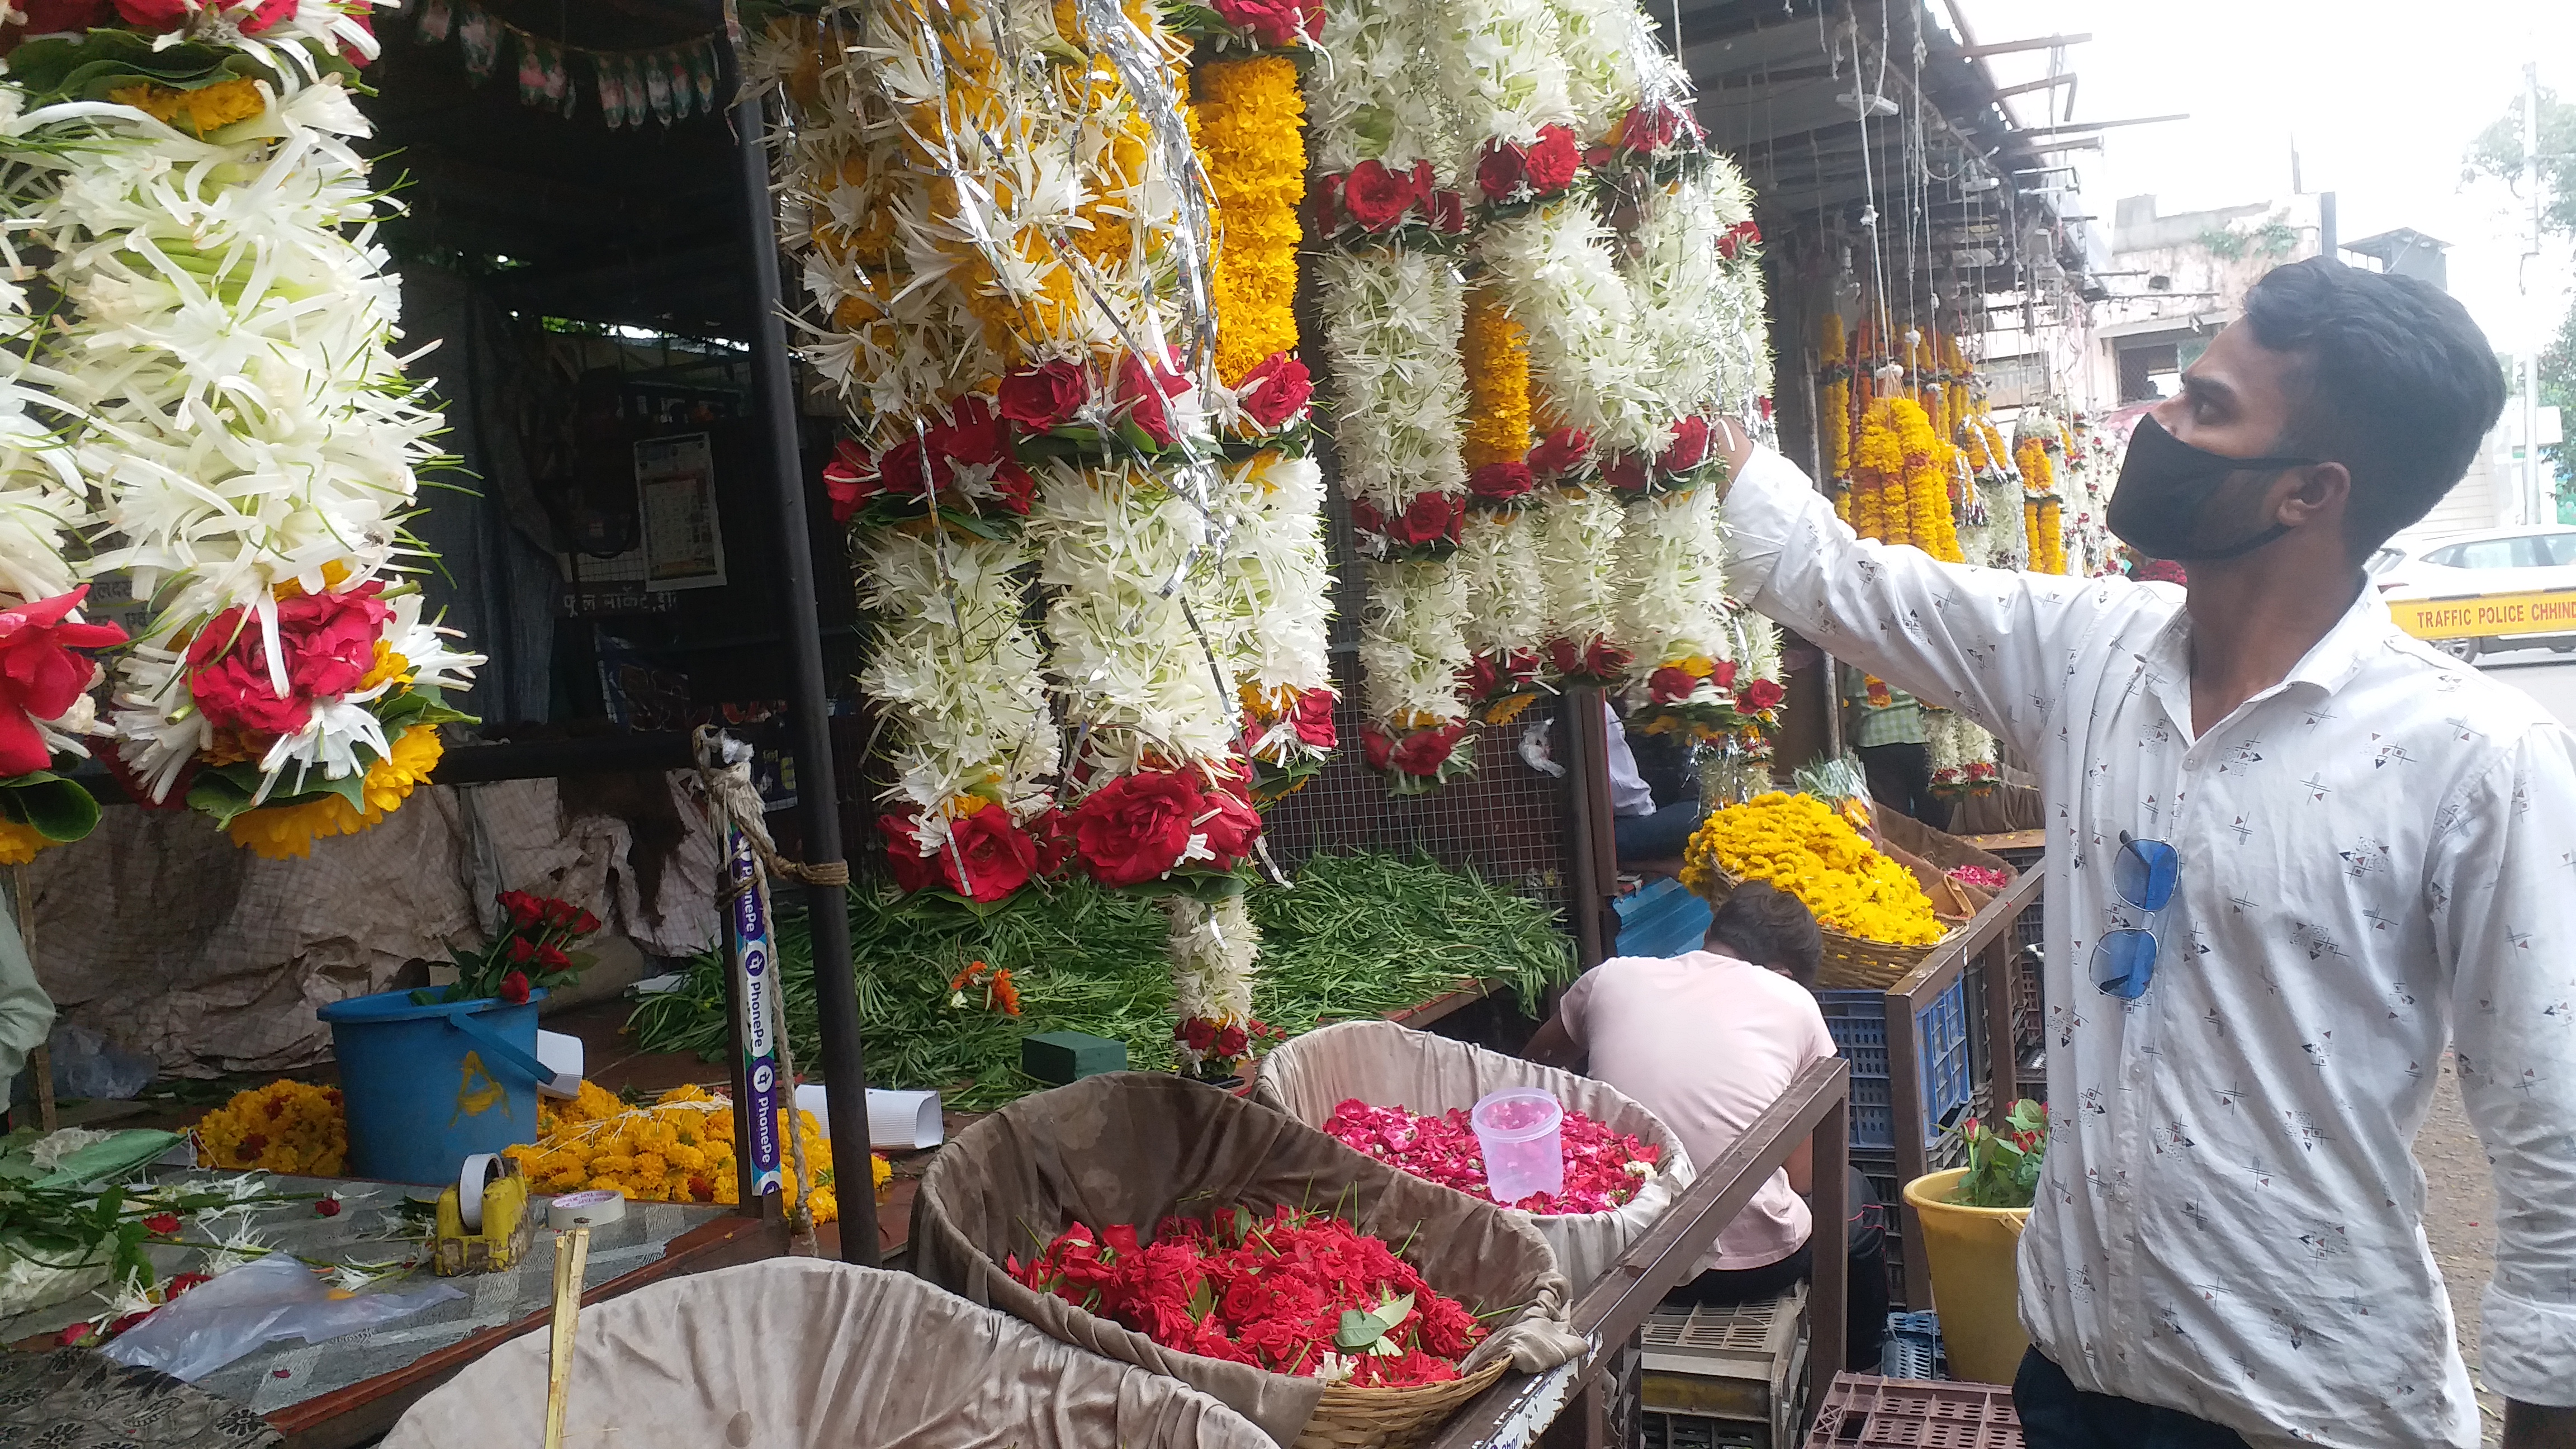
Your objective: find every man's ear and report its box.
[2274,460,2350,528]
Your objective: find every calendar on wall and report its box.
[633,432,727,590]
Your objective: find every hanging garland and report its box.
[0,6,482,860]
[1456,286,1548,723]
[2015,428,2066,575]
[411,0,721,130]
[1309,0,1478,793]
[1817,312,1852,485]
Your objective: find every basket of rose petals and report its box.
[913,1073,1583,1449]
[1253,1020,1696,1290]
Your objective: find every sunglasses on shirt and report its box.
[2091,830,2180,1000]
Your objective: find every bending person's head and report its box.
[1706,881,1824,988]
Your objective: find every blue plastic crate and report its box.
[1880,1310,1946,1379]
[1817,974,1976,1152]
[1613,877,1714,960]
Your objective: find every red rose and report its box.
[878,437,930,499]
[1475,140,1528,202]
[1620,102,1683,155]
[1427,189,1466,234]
[1527,427,1593,478]
[1389,723,1465,777]
[506,936,537,965]
[573,908,601,935]
[1712,658,1738,688]
[1290,687,1337,747]
[186,584,388,739]
[143,1213,180,1235]
[314,1195,342,1217]
[1361,725,1395,773]
[499,971,531,1005]
[1602,453,1649,494]
[1466,461,1534,503]
[0,586,125,778]
[1349,499,1387,538]
[1717,219,1761,262]
[55,1323,93,1348]
[823,438,880,521]
[1584,640,1633,679]
[543,898,578,927]
[1647,665,1698,704]
[1460,654,1500,700]
[167,1272,210,1298]
[1523,124,1580,193]
[1176,1016,1218,1052]
[1299,0,1321,37]
[1235,352,1311,429]
[1737,678,1786,712]
[110,0,187,30]
[1072,771,1199,887]
[1312,171,1342,234]
[536,944,571,971]
[1212,1024,1249,1060]
[882,807,1038,901]
[239,0,296,32]
[1114,352,1186,449]
[1389,491,1462,546]
[1195,778,1262,864]
[1659,416,1712,474]
[926,394,1008,470]
[1210,0,1304,47]
[999,360,1087,432]
[1027,808,1076,876]
[1341,159,1417,233]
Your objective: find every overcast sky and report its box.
[1949,0,2576,363]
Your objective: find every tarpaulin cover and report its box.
[1252,1019,1697,1290]
[910,1072,1585,1446]
[381,1258,1273,1449]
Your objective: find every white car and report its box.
[2369,525,2576,660]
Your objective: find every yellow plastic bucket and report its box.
[1901,1167,2032,1384]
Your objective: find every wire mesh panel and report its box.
[1261,691,1576,913]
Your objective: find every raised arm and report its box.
[1715,422,2142,762]
[2431,728,2576,1443]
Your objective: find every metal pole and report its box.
[732,86,879,1267]
[2527,63,2547,526]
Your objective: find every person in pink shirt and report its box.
[1526,881,1887,1367]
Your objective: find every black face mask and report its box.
[2106,416,2320,564]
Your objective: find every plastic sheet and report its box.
[99,1257,462,1382]
[1252,1020,1697,1289]
[382,1259,1274,1449]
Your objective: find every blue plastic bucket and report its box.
[317,987,552,1185]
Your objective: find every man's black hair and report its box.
[1706,880,1824,988]
[2239,257,2506,556]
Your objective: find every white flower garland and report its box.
[1456,512,1549,668]
[1546,0,1646,137]
[1213,451,1334,755]
[1532,484,1626,658]
[1479,202,1663,456]
[1314,248,1471,518]
[854,529,1060,836]
[1357,557,1473,730]
[11,35,479,841]
[1429,0,1576,160]
[1164,892,1259,1064]
[1612,486,1734,686]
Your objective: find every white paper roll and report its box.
[788,1085,944,1150]
[458,1153,502,1232]
[547,1189,627,1229]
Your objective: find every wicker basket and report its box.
[1299,1359,1512,1449]
[1697,804,2015,991]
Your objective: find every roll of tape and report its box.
[548,1189,627,1230]
[458,1153,502,1233]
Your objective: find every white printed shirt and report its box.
[1726,447,2576,1447]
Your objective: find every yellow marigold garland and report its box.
[1190,56,1306,386]
[1462,287,1533,470]
[1886,400,1963,565]
[504,1083,888,1221]
[1817,314,1850,481]
[2016,437,2064,573]
[195,1079,348,1177]
[1680,791,1946,946]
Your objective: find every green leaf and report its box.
[376,685,474,732]
[0,775,98,843]
[1334,1307,1385,1350]
[186,760,370,829]
[1187,1276,1216,1323]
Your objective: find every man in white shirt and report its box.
[1712,257,2576,1448]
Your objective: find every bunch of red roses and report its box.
[1173,1014,1282,1072]
[1008,1205,1487,1386]
[879,763,1266,903]
[1348,490,1464,555]
[0,585,126,780]
[1314,158,1469,241]
[1629,660,1785,742]
[1322,1100,1661,1215]
[427,889,601,1007]
[1472,124,1581,210]
[1458,649,1542,714]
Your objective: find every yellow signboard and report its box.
[2389,589,2576,641]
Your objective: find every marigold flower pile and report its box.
[194,1079,348,1177]
[502,1082,888,1220]
[1680,791,1947,946]
[1009,1205,1486,1386]
[1322,1100,1659,1214]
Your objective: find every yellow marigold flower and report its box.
[108,77,266,137]
[1188,55,1306,385]
[0,818,59,866]
[1461,287,1533,470]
